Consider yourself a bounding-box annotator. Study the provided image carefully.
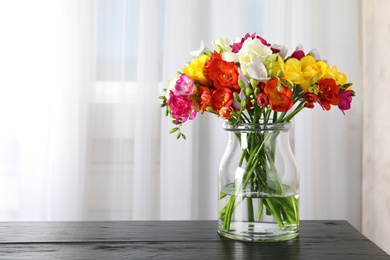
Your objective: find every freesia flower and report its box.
[168,91,196,124]
[199,86,212,113]
[205,51,240,92]
[282,58,305,86]
[218,106,233,119]
[264,78,293,112]
[247,57,270,82]
[190,40,210,57]
[300,55,320,91]
[256,93,269,107]
[238,38,272,75]
[213,38,233,52]
[166,75,180,99]
[211,87,234,111]
[271,43,288,59]
[318,78,340,110]
[182,54,211,86]
[174,74,195,96]
[303,92,318,108]
[308,49,321,61]
[338,90,354,115]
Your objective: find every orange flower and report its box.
[264,78,293,112]
[218,106,233,119]
[211,87,234,111]
[199,86,212,113]
[205,51,240,93]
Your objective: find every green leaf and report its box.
[158,95,166,100]
[341,83,353,90]
[169,127,179,134]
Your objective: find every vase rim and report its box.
[222,121,294,132]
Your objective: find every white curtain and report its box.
[0,0,364,235]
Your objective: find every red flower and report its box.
[318,78,340,110]
[303,93,318,109]
[199,86,212,113]
[205,51,240,92]
[291,50,305,60]
[264,78,293,112]
[256,93,269,107]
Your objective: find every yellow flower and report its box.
[317,60,348,86]
[300,56,320,91]
[282,57,305,86]
[264,54,282,77]
[265,55,304,87]
[182,54,211,86]
[330,65,348,86]
[317,60,330,79]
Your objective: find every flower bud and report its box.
[245,88,252,97]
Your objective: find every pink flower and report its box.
[338,90,354,115]
[175,74,195,96]
[168,91,196,124]
[256,93,269,107]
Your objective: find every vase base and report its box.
[218,221,299,242]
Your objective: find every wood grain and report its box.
[0,221,388,259]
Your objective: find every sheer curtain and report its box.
[0,0,93,220]
[0,0,362,230]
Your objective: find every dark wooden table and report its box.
[0,220,388,259]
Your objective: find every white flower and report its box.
[213,38,239,62]
[308,48,321,61]
[271,43,288,59]
[190,41,210,57]
[165,75,179,99]
[213,38,233,52]
[238,38,272,75]
[247,57,270,82]
[295,43,304,51]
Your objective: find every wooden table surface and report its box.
[0,220,388,259]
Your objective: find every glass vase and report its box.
[218,121,299,242]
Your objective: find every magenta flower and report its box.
[168,91,196,124]
[291,50,305,60]
[338,90,354,115]
[175,74,195,96]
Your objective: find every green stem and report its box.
[247,198,254,222]
[257,198,264,220]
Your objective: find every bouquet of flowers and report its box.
[160,33,354,137]
[160,33,355,239]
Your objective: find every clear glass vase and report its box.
[218,121,299,242]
